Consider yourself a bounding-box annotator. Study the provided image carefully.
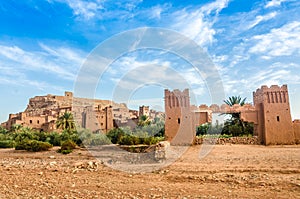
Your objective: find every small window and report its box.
[30,120,32,124]
[37,120,39,124]
[168,117,171,120]
[178,118,180,124]
[101,123,104,126]
[277,116,280,122]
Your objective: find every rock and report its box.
[49,161,57,166]
[49,156,55,159]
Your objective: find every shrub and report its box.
[28,140,53,152]
[15,140,32,150]
[59,149,73,154]
[86,134,111,146]
[143,136,163,145]
[57,139,76,154]
[15,140,52,152]
[0,126,8,134]
[107,128,125,144]
[60,140,76,150]
[196,123,210,136]
[0,140,14,148]
[118,135,133,145]
[46,132,62,146]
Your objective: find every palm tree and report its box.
[223,96,247,135]
[138,115,151,127]
[56,112,76,132]
[224,96,246,106]
[224,96,247,121]
[10,124,23,133]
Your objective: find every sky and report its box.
[0,0,300,122]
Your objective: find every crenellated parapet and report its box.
[253,84,289,105]
[197,103,256,114]
[164,89,190,108]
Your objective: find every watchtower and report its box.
[164,89,194,145]
[253,85,295,145]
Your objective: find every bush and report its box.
[13,131,38,143]
[15,140,31,150]
[15,140,52,152]
[29,140,53,152]
[107,128,125,144]
[57,139,76,154]
[143,136,163,145]
[118,135,135,145]
[196,123,210,136]
[0,126,8,134]
[46,132,62,146]
[0,140,14,148]
[60,140,76,150]
[59,149,73,154]
[84,134,111,146]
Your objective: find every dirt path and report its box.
[0,145,299,198]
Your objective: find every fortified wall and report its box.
[165,85,299,145]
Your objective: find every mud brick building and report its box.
[1,91,115,133]
[165,85,300,145]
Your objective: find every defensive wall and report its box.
[165,85,299,145]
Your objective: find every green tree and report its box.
[56,112,76,132]
[223,96,248,135]
[10,124,23,133]
[0,126,8,134]
[137,115,151,127]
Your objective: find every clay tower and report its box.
[253,85,295,145]
[164,89,194,145]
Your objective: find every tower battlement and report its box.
[253,84,289,105]
[164,89,190,108]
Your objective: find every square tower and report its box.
[164,89,194,145]
[253,85,295,145]
[139,105,150,118]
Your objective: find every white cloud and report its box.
[68,0,103,20]
[200,0,229,15]
[0,44,84,80]
[48,0,104,20]
[249,21,300,57]
[148,4,170,20]
[171,0,229,46]
[102,53,211,100]
[247,12,277,29]
[0,66,65,92]
[265,0,288,8]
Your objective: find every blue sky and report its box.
[0,0,300,122]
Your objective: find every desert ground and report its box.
[0,144,299,199]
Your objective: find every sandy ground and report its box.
[0,144,299,199]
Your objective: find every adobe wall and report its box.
[164,89,194,145]
[293,120,300,144]
[253,85,295,145]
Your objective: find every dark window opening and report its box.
[277,116,280,122]
[178,118,180,124]
[30,120,32,124]
[101,123,104,126]
[169,117,171,120]
[37,120,39,124]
